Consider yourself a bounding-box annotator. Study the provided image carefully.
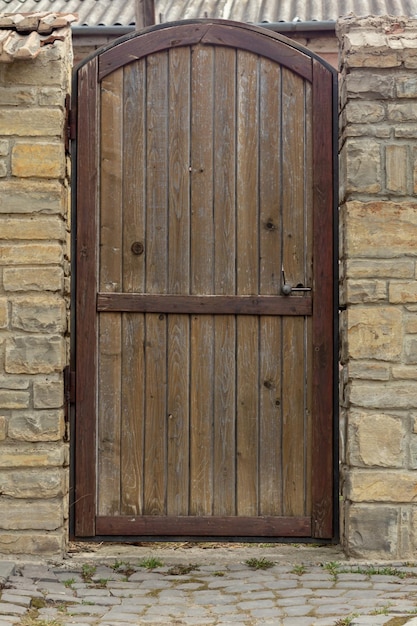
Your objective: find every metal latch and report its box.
[281,267,312,295]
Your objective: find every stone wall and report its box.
[338,15,417,558]
[0,18,72,555]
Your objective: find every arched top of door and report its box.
[81,19,336,83]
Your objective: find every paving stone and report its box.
[0,604,26,616]
[66,605,107,615]
[75,588,111,597]
[0,564,14,584]
[0,593,32,607]
[283,605,314,616]
[236,599,275,610]
[314,604,357,615]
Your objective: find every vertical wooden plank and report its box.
[167,47,190,515]
[143,52,169,514]
[281,68,307,517]
[213,46,236,516]
[144,313,167,514]
[120,60,147,515]
[304,81,314,519]
[97,68,123,516]
[236,50,259,516]
[259,58,282,516]
[190,44,214,516]
[75,57,99,536]
[311,60,335,538]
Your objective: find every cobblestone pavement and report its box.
[2,544,417,625]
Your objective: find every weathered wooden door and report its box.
[72,20,337,539]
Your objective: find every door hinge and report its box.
[64,366,75,442]
[64,365,76,410]
[65,94,76,152]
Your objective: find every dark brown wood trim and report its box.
[97,293,312,316]
[311,59,334,539]
[74,57,99,537]
[98,22,312,82]
[96,515,311,536]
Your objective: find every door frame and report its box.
[69,19,339,542]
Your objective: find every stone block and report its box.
[346,139,381,193]
[12,143,65,179]
[8,410,65,442]
[390,281,417,303]
[348,411,405,467]
[385,145,408,193]
[404,335,417,364]
[345,258,415,279]
[348,361,390,380]
[349,380,417,409]
[0,217,65,241]
[347,470,417,502]
[5,335,65,374]
[0,391,29,410]
[395,74,417,98]
[0,243,63,266]
[38,87,65,106]
[392,365,417,379]
[343,201,417,258]
[0,140,8,157]
[345,504,399,558]
[346,71,396,99]
[3,267,63,292]
[405,315,417,333]
[388,102,417,122]
[0,109,62,136]
[0,416,7,441]
[0,531,66,555]
[345,101,385,124]
[0,160,7,177]
[413,148,417,194]
[11,296,66,333]
[346,279,387,303]
[347,306,402,360]
[0,376,29,390]
[0,180,64,214]
[396,125,417,138]
[0,298,8,329]
[344,124,391,138]
[0,443,67,468]
[0,86,36,106]
[346,51,400,69]
[408,438,417,469]
[0,499,64,530]
[33,379,63,409]
[0,469,66,498]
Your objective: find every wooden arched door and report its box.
[72,20,337,540]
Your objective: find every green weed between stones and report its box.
[334,614,358,626]
[166,564,199,576]
[245,557,275,570]
[111,560,136,577]
[291,564,307,575]
[81,563,97,582]
[138,556,164,570]
[323,561,340,581]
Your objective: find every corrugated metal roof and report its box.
[1,0,417,27]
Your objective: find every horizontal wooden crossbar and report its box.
[96,515,311,537]
[97,293,312,315]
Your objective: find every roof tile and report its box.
[0,11,75,61]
